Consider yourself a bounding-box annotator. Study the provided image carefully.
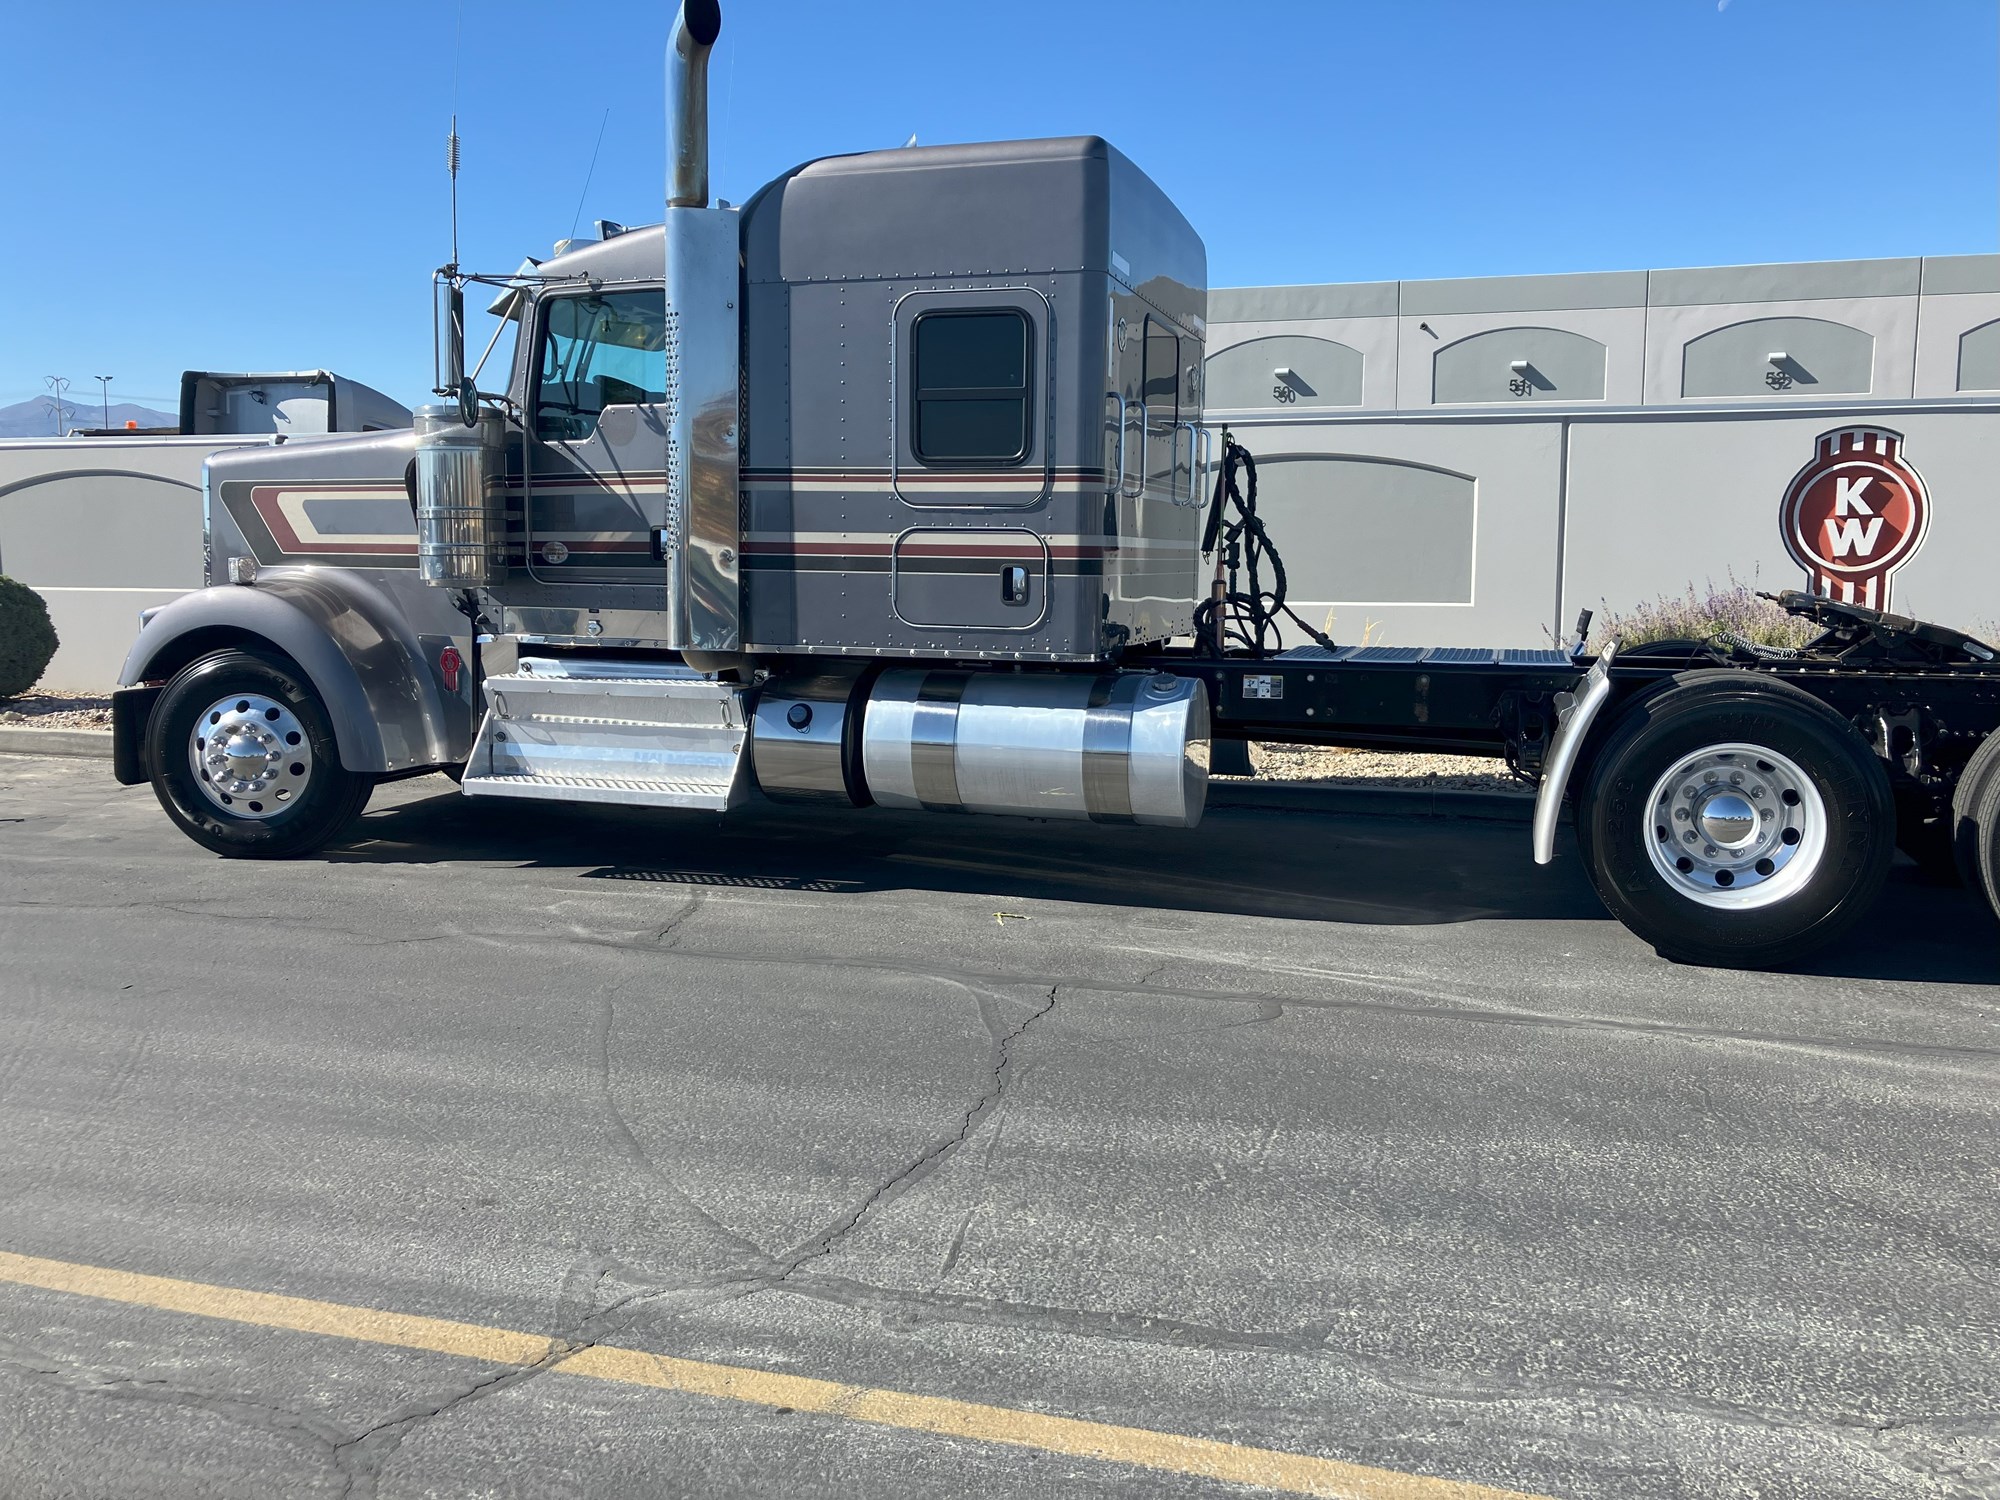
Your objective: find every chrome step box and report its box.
[460,657,750,811]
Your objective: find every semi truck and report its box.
[109,1,2000,969]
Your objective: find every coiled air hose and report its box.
[1192,436,1339,659]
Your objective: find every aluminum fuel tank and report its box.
[859,669,1207,827]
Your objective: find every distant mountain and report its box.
[0,396,178,439]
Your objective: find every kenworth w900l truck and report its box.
[110,1,2000,968]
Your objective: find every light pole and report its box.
[95,375,114,430]
[43,376,70,436]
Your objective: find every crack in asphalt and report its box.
[313,968,1077,1497]
[649,889,704,949]
[324,1250,688,1499]
[592,978,769,1264]
[0,1331,349,1473]
[765,984,1062,1289]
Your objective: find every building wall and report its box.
[0,438,257,692]
[1204,254,2000,648]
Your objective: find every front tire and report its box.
[1578,672,1893,967]
[147,649,372,858]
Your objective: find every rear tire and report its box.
[147,649,372,859]
[1951,731,2000,925]
[1578,672,1893,967]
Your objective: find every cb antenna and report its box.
[447,115,462,272]
[445,0,464,273]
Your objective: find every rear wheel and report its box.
[1578,673,1893,967]
[147,649,371,858]
[1950,731,2000,924]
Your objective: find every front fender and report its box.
[120,568,461,774]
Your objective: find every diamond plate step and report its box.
[460,658,750,811]
[459,771,742,810]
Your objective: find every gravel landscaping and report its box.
[1216,741,1523,793]
[0,691,112,730]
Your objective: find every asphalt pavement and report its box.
[0,754,1995,1499]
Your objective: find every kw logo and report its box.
[1780,427,1930,610]
[1823,478,1884,558]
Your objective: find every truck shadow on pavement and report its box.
[323,778,2000,982]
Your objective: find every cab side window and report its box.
[535,290,668,441]
[911,309,1033,465]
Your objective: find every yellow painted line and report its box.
[0,1249,1554,1500]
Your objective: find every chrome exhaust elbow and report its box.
[666,0,722,208]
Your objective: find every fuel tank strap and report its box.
[1082,674,1137,824]
[911,671,971,812]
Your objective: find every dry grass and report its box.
[1590,576,1818,652]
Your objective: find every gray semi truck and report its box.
[110,0,2000,969]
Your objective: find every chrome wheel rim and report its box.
[187,693,313,819]
[1643,742,1826,910]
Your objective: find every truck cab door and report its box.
[524,288,669,584]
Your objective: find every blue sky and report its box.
[2,0,1993,412]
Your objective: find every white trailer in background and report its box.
[0,371,409,690]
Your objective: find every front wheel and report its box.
[147,649,372,858]
[1578,673,1894,967]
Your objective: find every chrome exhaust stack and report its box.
[661,0,740,651]
[667,0,721,208]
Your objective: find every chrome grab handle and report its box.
[1179,420,1205,508]
[1106,392,1128,496]
[1136,402,1152,502]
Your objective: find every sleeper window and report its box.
[911,309,1032,465]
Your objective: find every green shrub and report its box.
[0,577,59,699]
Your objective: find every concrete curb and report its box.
[1208,780,1541,824]
[0,727,114,760]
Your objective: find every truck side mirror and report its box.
[434,274,478,426]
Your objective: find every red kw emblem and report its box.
[1780,427,1930,610]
